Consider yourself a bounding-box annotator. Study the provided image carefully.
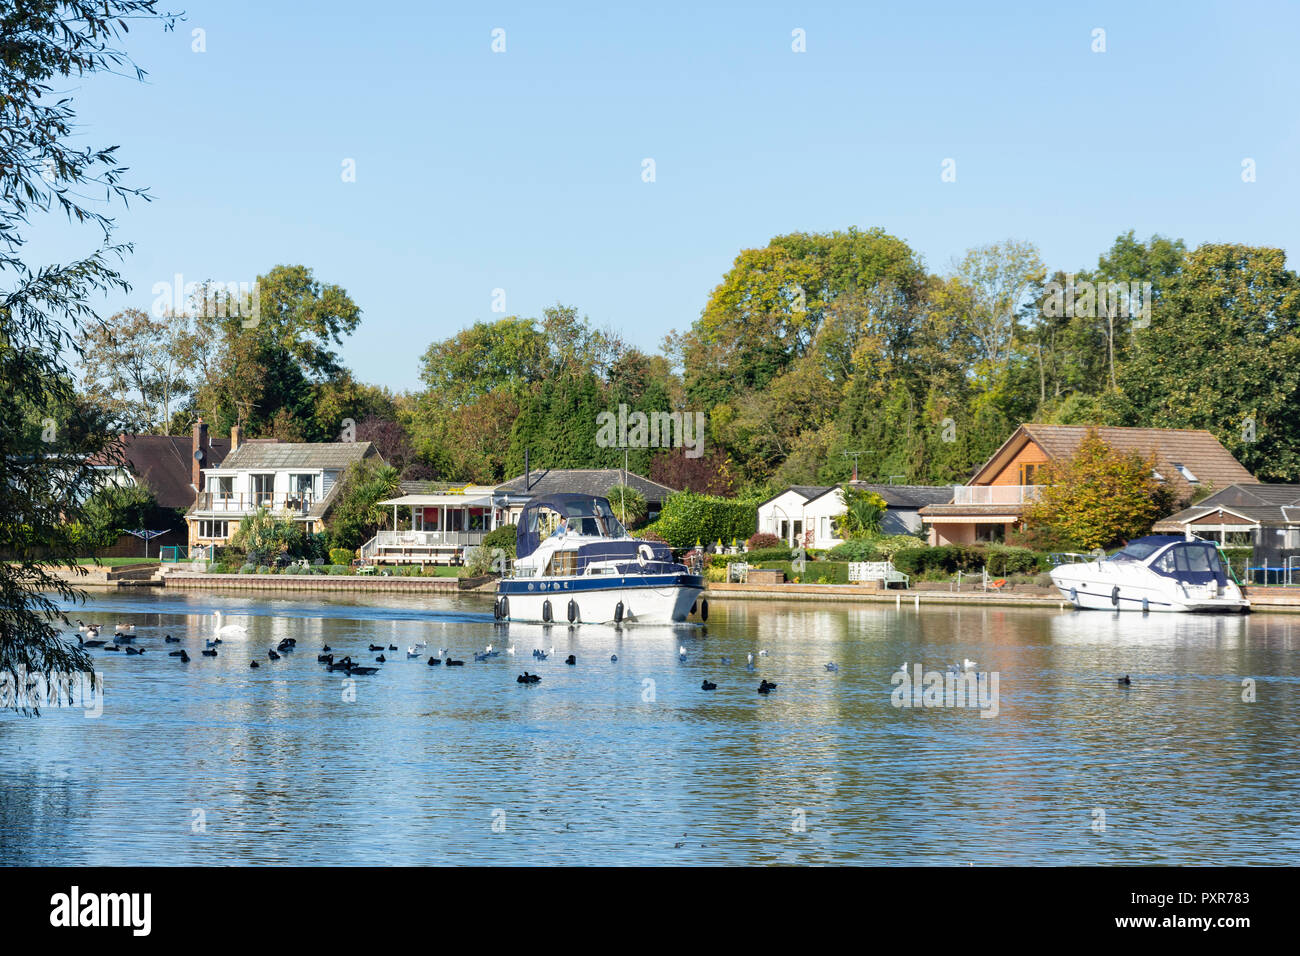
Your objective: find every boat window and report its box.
[1110,539,1168,561]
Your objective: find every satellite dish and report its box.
[193,449,205,462]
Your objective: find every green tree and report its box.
[1026,430,1174,549]
[1,1,175,712]
[833,486,888,539]
[327,461,402,551]
[606,485,647,528]
[1112,243,1300,480]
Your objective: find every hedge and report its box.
[755,560,852,584]
[652,492,758,549]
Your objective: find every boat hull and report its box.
[495,573,706,625]
[1050,566,1249,613]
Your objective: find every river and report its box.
[1,589,1297,865]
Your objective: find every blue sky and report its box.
[26,0,1300,392]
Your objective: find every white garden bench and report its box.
[848,561,909,588]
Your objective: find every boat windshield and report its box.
[1108,538,1178,562]
[533,502,628,539]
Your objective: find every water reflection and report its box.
[0,590,1297,864]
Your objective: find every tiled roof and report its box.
[974,424,1253,500]
[218,441,378,471]
[494,469,677,503]
[97,435,231,509]
[1153,483,1300,530]
[842,482,956,509]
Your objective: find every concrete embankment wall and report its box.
[163,572,490,594]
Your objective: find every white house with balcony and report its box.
[363,483,504,565]
[186,438,381,548]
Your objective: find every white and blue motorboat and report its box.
[1050,535,1249,613]
[493,493,707,625]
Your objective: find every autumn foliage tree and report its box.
[1026,430,1174,550]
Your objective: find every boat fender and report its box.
[614,601,624,624]
[700,599,709,622]
[637,543,654,568]
[500,596,508,621]
[1142,597,1149,614]
[542,599,552,623]
[493,597,502,620]
[691,600,697,615]
[1069,587,1077,605]
[567,599,577,624]
[1111,585,1120,607]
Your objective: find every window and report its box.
[1171,462,1199,484]
[198,520,228,539]
[251,473,274,507]
[1018,463,1042,484]
[208,476,233,500]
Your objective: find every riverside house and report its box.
[185,427,381,549]
[918,424,1255,545]
[757,482,956,549]
[1154,483,1300,573]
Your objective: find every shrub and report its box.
[607,485,647,528]
[483,523,517,557]
[329,547,355,567]
[462,545,499,577]
[756,560,851,584]
[255,565,271,575]
[873,534,927,556]
[746,532,781,550]
[327,565,350,575]
[653,491,758,549]
[985,545,1044,576]
[891,546,985,576]
[704,565,727,582]
[638,525,667,543]
[239,563,256,574]
[744,545,794,563]
[827,539,883,562]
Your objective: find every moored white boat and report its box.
[1049,535,1249,613]
[493,493,706,625]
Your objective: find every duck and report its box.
[376,654,387,663]
[317,653,334,663]
[125,646,144,655]
[758,679,777,694]
[516,672,541,684]
[1118,674,1132,686]
[205,638,222,649]
[565,654,576,666]
[387,644,397,651]
[701,679,717,691]
[824,662,839,672]
[201,648,218,657]
[427,656,442,666]
[276,638,296,652]
[212,611,247,639]
[103,644,121,652]
[610,654,618,662]
[249,660,260,669]
[164,635,179,643]
[368,644,385,652]
[115,633,136,643]
[268,649,280,661]
[114,623,135,636]
[445,657,465,667]
[321,644,331,652]
[172,650,190,662]
[348,665,379,675]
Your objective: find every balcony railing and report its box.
[194,492,316,515]
[371,530,487,550]
[951,485,1043,506]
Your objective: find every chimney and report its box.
[191,416,209,493]
[230,423,241,453]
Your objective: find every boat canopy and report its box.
[1111,535,1227,586]
[515,493,628,560]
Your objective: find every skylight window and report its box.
[1171,462,1199,484]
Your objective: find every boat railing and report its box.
[1048,551,1100,566]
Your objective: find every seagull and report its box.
[505,645,516,656]
[746,653,755,671]
[407,647,420,658]
[825,662,839,672]
[963,658,976,671]
[678,645,687,662]
[758,649,769,657]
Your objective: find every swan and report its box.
[213,611,247,639]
